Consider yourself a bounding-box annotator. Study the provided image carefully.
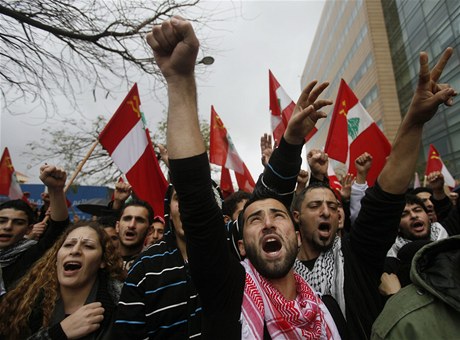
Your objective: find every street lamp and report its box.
[197,56,215,65]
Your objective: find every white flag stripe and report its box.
[110,120,148,173]
[271,115,282,132]
[224,133,245,174]
[347,103,373,133]
[441,163,456,187]
[276,87,293,111]
[9,172,23,199]
[305,113,331,151]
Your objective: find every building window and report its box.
[361,85,378,108]
[349,53,373,90]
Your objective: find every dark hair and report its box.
[404,194,429,214]
[97,215,118,228]
[0,220,124,338]
[119,199,154,225]
[291,181,337,213]
[222,190,251,217]
[0,199,36,225]
[237,195,298,240]
[67,221,125,279]
[411,187,433,196]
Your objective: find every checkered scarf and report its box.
[387,222,448,258]
[240,259,340,339]
[0,238,37,268]
[293,236,346,315]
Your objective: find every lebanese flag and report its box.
[98,83,168,216]
[220,166,234,199]
[209,106,255,192]
[425,144,456,188]
[235,163,256,193]
[269,70,317,146]
[324,79,391,186]
[0,147,23,199]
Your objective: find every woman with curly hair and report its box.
[0,221,125,339]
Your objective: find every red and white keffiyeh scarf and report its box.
[240,259,340,340]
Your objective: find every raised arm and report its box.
[378,48,457,194]
[146,16,202,159]
[112,181,132,211]
[307,149,329,184]
[252,81,332,206]
[351,48,457,270]
[260,133,274,168]
[39,164,68,222]
[148,18,244,338]
[350,153,372,224]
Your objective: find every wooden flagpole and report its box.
[64,139,99,193]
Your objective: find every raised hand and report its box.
[426,170,446,200]
[355,152,373,184]
[426,170,444,190]
[39,164,68,222]
[379,48,457,194]
[149,17,204,159]
[295,170,310,195]
[340,173,355,201]
[307,149,329,180]
[39,164,67,190]
[113,181,132,210]
[260,133,274,167]
[406,47,457,126]
[60,302,105,340]
[146,16,199,80]
[284,81,332,145]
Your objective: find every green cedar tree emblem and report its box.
[348,118,360,140]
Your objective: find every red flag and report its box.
[327,163,342,201]
[269,70,317,146]
[425,144,455,188]
[235,163,256,193]
[209,106,255,192]
[324,79,391,186]
[220,167,234,199]
[98,83,168,216]
[0,147,23,199]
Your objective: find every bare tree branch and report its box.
[0,0,215,119]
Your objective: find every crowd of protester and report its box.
[0,16,459,339]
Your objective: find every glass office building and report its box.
[302,0,460,178]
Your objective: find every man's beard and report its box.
[312,238,335,253]
[244,238,298,280]
[120,230,148,249]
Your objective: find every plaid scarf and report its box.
[240,259,340,339]
[0,238,37,268]
[387,222,448,258]
[293,236,346,315]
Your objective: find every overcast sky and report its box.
[1,1,325,185]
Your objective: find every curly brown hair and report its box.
[0,221,125,339]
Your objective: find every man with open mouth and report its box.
[288,47,458,339]
[145,16,344,339]
[115,199,154,271]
